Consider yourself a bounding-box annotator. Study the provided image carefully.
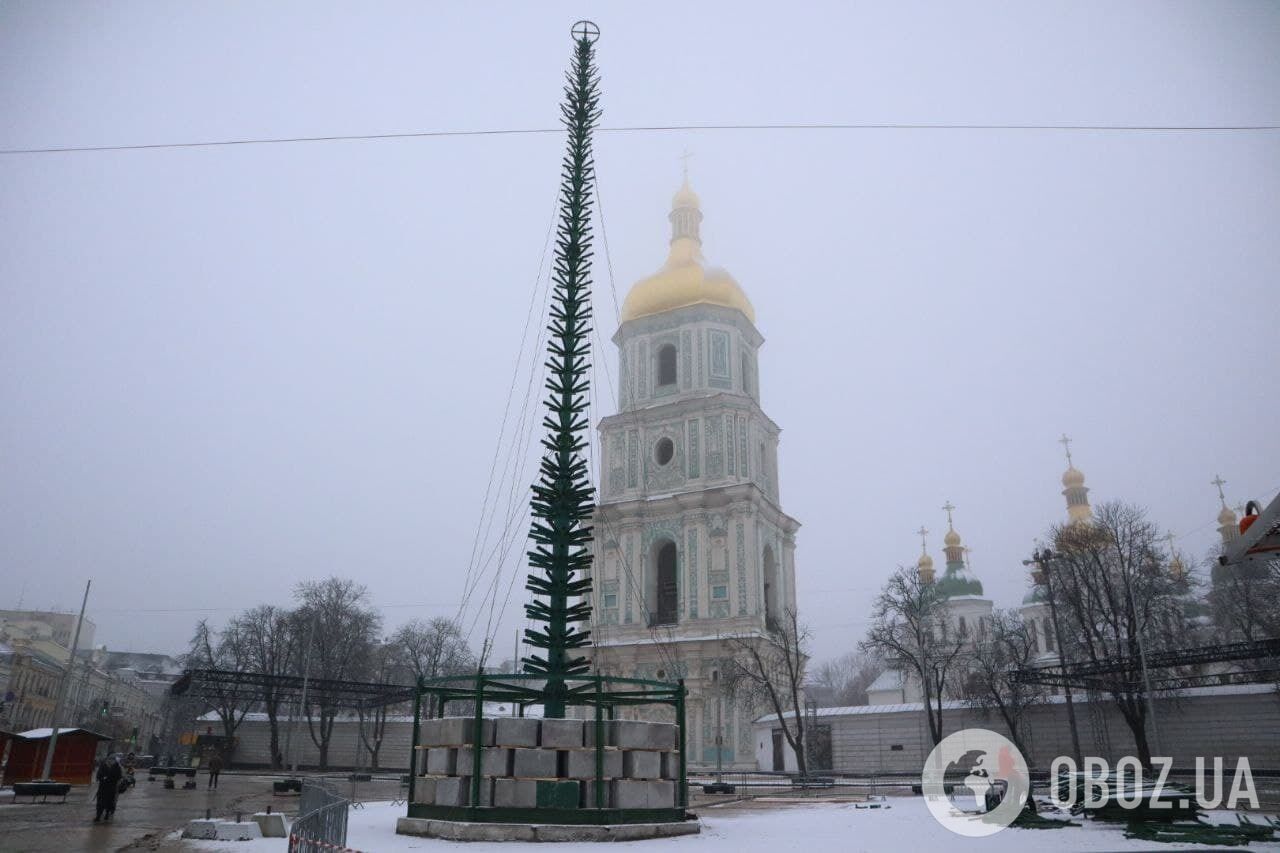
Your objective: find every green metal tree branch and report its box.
[521,27,601,719]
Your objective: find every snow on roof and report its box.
[864,669,903,693]
[18,727,111,740]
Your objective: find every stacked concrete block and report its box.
[434,776,493,807]
[457,746,513,777]
[425,747,457,776]
[622,749,662,780]
[566,748,623,780]
[494,717,540,747]
[582,779,613,808]
[511,747,558,779]
[539,718,585,748]
[412,777,437,804]
[614,721,678,751]
[419,717,495,746]
[494,778,538,808]
[660,751,678,780]
[584,719,618,748]
[612,779,676,809]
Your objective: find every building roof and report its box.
[756,683,1278,724]
[864,669,903,693]
[17,727,112,741]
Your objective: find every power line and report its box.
[5,121,1279,155]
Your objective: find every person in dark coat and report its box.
[94,756,123,822]
[207,752,223,789]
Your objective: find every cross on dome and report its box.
[1212,474,1229,506]
[1059,433,1074,466]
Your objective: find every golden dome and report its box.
[672,181,700,210]
[619,180,756,324]
[1218,504,1238,525]
[943,528,961,547]
[917,552,934,570]
[1062,467,1086,488]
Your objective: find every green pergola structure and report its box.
[406,672,689,824]
[405,22,690,827]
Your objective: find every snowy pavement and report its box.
[181,797,1280,851]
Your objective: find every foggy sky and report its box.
[2,1,1278,664]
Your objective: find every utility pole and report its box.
[1027,550,1083,768]
[41,579,91,781]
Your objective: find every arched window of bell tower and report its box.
[657,344,677,387]
[762,544,780,628]
[649,540,678,626]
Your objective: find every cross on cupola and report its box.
[1059,433,1074,466]
[1212,474,1229,506]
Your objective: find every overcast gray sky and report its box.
[2,1,1278,663]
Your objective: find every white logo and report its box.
[920,728,1030,837]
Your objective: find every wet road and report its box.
[0,772,403,852]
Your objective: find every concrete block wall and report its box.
[414,717,681,810]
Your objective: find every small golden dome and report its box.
[918,552,934,570]
[672,180,700,210]
[1218,504,1238,525]
[1062,467,1086,488]
[619,181,756,324]
[943,528,961,547]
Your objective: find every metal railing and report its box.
[289,780,349,853]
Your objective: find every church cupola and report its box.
[619,174,755,324]
[1058,434,1092,524]
[916,526,935,584]
[669,178,702,243]
[1213,475,1240,544]
[934,502,984,598]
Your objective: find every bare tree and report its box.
[389,617,475,716]
[181,619,253,744]
[1209,555,1279,642]
[1048,501,1192,769]
[724,608,811,776]
[953,608,1047,764]
[294,577,381,770]
[227,605,298,769]
[355,640,401,771]
[808,651,884,708]
[861,566,967,746]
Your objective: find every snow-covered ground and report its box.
[183,798,1280,852]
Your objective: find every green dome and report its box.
[935,567,984,598]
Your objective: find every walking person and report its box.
[93,755,123,822]
[207,751,223,789]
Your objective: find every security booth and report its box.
[3,727,112,785]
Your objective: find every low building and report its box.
[755,684,1280,774]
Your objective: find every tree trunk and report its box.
[265,699,283,770]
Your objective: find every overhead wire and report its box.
[4,121,1279,155]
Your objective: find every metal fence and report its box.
[289,780,350,853]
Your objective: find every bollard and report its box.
[206,808,211,820]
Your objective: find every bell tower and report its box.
[587,177,800,770]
